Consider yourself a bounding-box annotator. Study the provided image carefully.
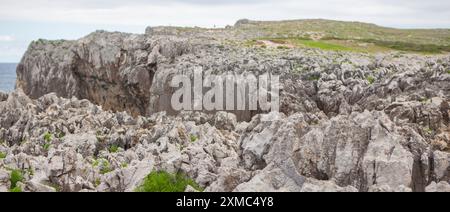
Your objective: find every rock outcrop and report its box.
[2,23,449,192]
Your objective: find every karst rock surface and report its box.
[1,24,449,192]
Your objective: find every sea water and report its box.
[0,63,17,92]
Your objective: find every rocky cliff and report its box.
[2,20,450,192]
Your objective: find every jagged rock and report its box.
[0,169,10,192]
[240,112,286,170]
[99,158,154,192]
[300,178,358,192]
[293,111,417,191]
[234,167,304,192]
[26,180,57,192]
[2,24,450,192]
[426,181,450,192]
[432,151,450,182]
[212,112,237,131]
[0,92,7,102]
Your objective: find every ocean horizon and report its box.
[0,63,17,93]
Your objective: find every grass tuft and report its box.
[360,39,450,53]
[308,75,321,81]
[135,171,203,192]
[10,170,24,191]
[190,135,198,143]
[93,158,113,175]
[43,132,52,143]
[109,145,119,153]
[9,187,22,192]
[366,76,376,85]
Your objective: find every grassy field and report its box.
[234,19,450,54]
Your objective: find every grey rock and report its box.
[300,178,358,192]
[426,181,450,192]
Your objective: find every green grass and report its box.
[366,76,376,85]
[43,132,53,143]
[95,178,101,187]
[135,171,203,192]
[109,145,119,153]
[424,127,434,134]
[93,158,113,174]
[43,143,51,151]
[308,75,321,81]
[254,37,353,52]
[10,170,24,190]
[0,152,6,159]
[293,39,352,51]
[447,70,450,74]
[238,19,450,54]
[420,97,430,103]
[236,19,450,47]
[190,135,198,143]
[9,187,22,192]
[360,39,450,54]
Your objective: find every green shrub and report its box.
[135,171,203,192]
[92,159,100,167]
[43,143,51,151]
[0,152,6,159]
[9,186,22,192]
[366,76,376,84]
[94,158,112,175]
[447,70,450,74]
[10,170,23,189]
[190,135,198,143]
[43,132,53,143]
[109,145,119,153]
[95,178,101,187]
[420,97,429,103]
[424,127,433,134]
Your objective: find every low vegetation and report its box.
[43,132,52,143]
[93,158,113,174]
[292,39,352,51]
[10,169,24,192]
[190,135,198,143]
[359,39,450,54]
[0,152,6,159]
[109,145,119,153]
[366,76,376,85]
[135,171,203,192]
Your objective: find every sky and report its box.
[0,0,449,62]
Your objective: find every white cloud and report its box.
[0,35,15,42]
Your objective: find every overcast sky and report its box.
[1,0,450,62]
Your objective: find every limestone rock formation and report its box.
[2,22,449,192]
